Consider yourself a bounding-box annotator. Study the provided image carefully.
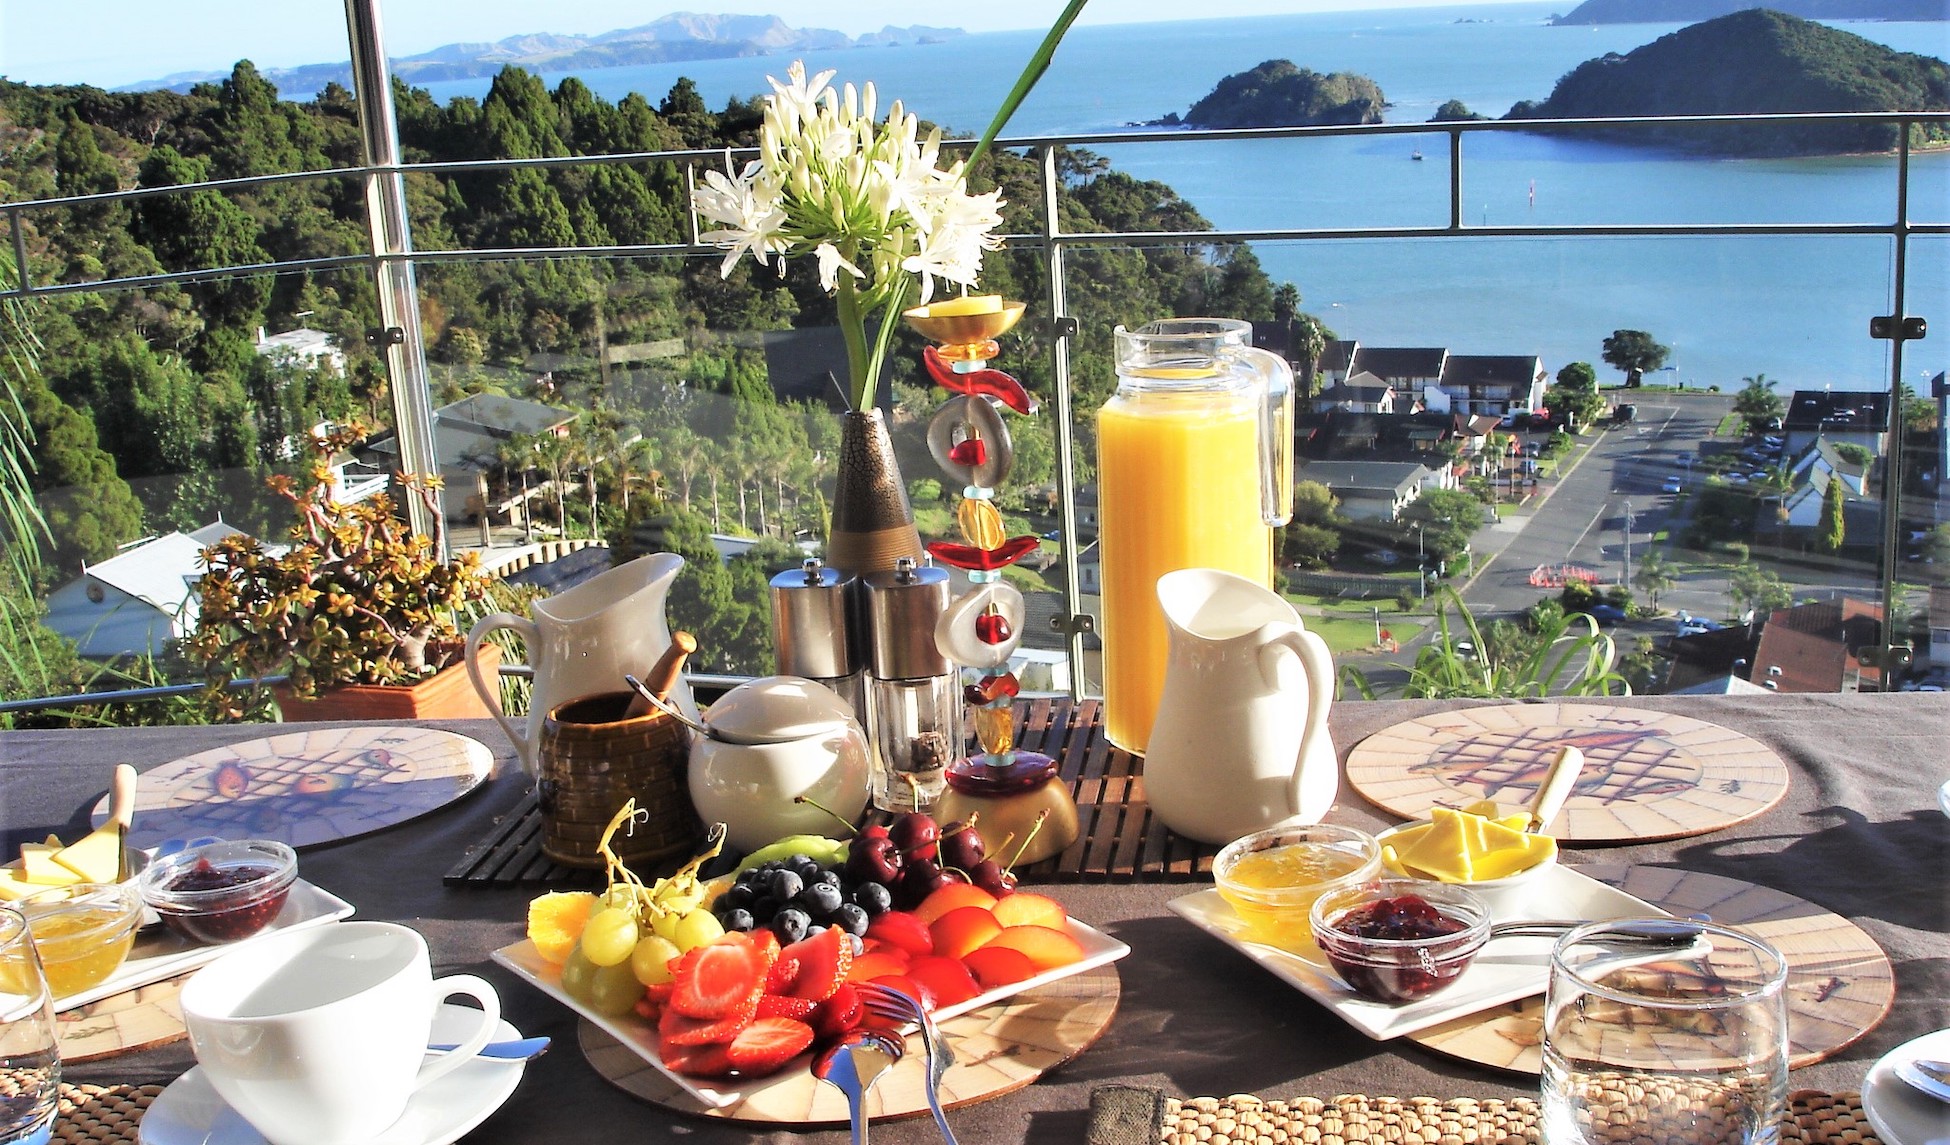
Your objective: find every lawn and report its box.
[1307,615,1426,655]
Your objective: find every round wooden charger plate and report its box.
[95,726,494,850]
[1407,863,1893,1075]
[55,972,189,1063]
[1346,703,1789,843]
[579,962,1121,1125]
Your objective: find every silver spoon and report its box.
[1895,1058,1950,1104]
[813,1027,906,1145]
[426,1036,551,1061]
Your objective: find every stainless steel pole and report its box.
[345,0,443,548]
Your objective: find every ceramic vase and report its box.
[826,408,923,577]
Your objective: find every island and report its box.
[1505,9,1950,155]
[1147,59,1385,129]
[1552,0,1945,23]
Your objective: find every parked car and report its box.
[1675,612,1723,637]
[1662,476,1684,493]
[1585,603,1628,624]
[1614,403,1637,424]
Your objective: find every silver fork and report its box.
[854,983,958,1145]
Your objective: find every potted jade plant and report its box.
[188,423,497,722]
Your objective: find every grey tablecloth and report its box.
[3,694,1945,1145]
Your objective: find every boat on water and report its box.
[1411,149,1424,161]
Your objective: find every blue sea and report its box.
[414,4,1950,389]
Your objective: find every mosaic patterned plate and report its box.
[1346,703,1789,843]
[95,727,494,851]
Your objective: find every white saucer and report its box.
[1863,1028,1950,1145]
[1937,777,1949,818]
[139,1004,525,1145]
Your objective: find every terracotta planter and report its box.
[827,408,923,577]
[274,643,502,723]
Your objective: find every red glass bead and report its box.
[977,672,1021,702]
[925,535,1042,572]
[975,611,1013,645]
[923,346,1039,415]
[948,437,987,467]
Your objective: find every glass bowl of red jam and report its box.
[1310,879,1490,1004]
[137,840,297,945]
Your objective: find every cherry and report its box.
[938,815,986,872]
[844,835,904,888]
[889,812,940,862]
[970,858,1016,896]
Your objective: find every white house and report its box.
[1311,371,1398,414]
[43,523,251,659]
[253,327,345,374]
[1298,461,1434,521]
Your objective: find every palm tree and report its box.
[494,432,538,543]
[530,431,573,538]
[1632,550,1679,611]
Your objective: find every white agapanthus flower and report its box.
[689,59,1007,410]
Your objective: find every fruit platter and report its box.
[494,802,1128,1111]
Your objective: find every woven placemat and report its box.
[54,1081,163,1145]
[1097,1089,1881,1145]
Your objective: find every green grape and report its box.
[630,934,682,986]
[649,908,683,942]
[559,943,600,1005]
[672,909,724,952]
[581,907,639,967]
[602,885,638,912]
[586,959,645,1017]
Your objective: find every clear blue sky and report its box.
[2,0,1447,89]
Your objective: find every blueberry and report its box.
[718,907,755,932]
[771,908,810,944]
[750,894,780,920]
[787,854,822,881]
[722,883,756,910]
[807,923,828,938]
[815,869,844,888]
[851,882,893,916]
[797,882,844,917]
[834,902,869,936]
[768,869,805,902]
[847,932,865,957]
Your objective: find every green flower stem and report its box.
[967,0,1090,173]
[835,273,873,410]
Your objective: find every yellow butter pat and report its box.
[19,844,80,887]
[52,824,122,883]
[0,863,44,901]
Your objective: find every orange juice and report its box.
[1098,386,1272,753]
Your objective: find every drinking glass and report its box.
[1542,920,1788,1145]
[0,907,59,1145]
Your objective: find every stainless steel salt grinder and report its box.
[768,558,866,722]
[861,557,958,814]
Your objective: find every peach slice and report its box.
[930,905,1004,961]
[906,956,981,1007]
[865,910,934,957]
[989,892,1067,932]
[978,924,1085,972]
[845,950,910,983]
[961,945,1037,990]
[913,882,998,926]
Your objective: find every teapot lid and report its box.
[704,676,854,744]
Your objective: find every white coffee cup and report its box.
[180,921,500,1145]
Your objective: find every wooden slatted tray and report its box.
[446,699,1219,885]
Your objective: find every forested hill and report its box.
[1149,60,1385,128]
[1552,0,1945,24]
[0,64,1305,591]
[1507,9,1950,154]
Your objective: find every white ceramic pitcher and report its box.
[1144,567,1338,845]
[466,552,700,776]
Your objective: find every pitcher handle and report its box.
[1260,627,1335,817]
[1238,346,1295,527]
[466,612,538,775]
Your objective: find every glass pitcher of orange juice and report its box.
[1098,318,1293,754]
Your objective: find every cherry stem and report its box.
[1005,809,1050,871]
[943,811,980,837]
[791,793,860,837]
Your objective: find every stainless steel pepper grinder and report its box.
[861,557,958,813]
[768,558,867,723]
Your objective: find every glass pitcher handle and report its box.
[1238,347,1295,527]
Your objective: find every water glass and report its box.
[1542,919,1788,1145]
[0,907,59,1145]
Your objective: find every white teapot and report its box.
[1143,568,1338,845]
[686,676,870,853]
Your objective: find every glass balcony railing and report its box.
[1,42,1944,723]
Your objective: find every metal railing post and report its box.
[345,0,443,547]
[1042,146,1089,700]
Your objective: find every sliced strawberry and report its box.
[670,937,767,1018]
[661,1038,734,1079]
[746,928,782,964]
[659,993,757,1046]
[724,1016,815,1078]
[809,982,863,1042]
[866,911,934,958]
[633,993,661,1022]
[765,955,802,994]
[755,993,819,1020]
[780,925,853,1002]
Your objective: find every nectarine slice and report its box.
[905,956,980,1007]
[989,891,1067,931]
[978,924,1085,971]
[930,905,1004,960]
[961,945,1037,989]
[865,910,934,957]
[913,882,998,925]
[845,950,910,983]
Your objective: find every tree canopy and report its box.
[1601,330,1669,387]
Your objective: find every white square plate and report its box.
[1166,864,1668,1040]
[58,878,355,1013]
[493,916,1131,1108]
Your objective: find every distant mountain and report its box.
[1552,0,1945,23]
[120,12,966,95]
[1147,59,1386,129]
[1506,8,1950,154]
